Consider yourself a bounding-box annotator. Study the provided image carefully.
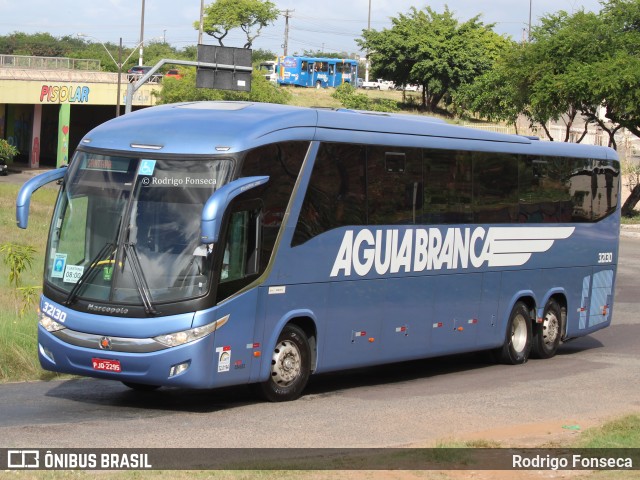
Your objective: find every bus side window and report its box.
[220,209,260,284]
[293,143,366,245]
[216,205,262,303]
[367,146,423,225]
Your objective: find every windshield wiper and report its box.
[64,242,115,306]
[123,242,157,315]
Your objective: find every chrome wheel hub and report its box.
[511,313,528,353]
[271,340,301,386]
[542,311,560,347]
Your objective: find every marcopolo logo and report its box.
[330,226,575,278]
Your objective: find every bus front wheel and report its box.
[532,299,563,359]
[257,324,311,402]
[496,301,532,365]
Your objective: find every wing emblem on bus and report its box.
[483,226,575,267]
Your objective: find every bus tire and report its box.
[257,324,311,402]
[122,381,160,392]
[532,299,562,359]
[315,81,322,89]
[497,301,532,365]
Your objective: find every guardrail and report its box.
[0,54,100,71]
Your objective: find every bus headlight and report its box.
[39,313,66,333]
[153,314,229,348]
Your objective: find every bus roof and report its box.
[80,101,616,160]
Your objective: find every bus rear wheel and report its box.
[497,301,532,365]
[256,324,311,402]
[532,299,563,359]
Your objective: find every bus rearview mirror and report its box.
[16,167,67,229]
[200,176,269,244]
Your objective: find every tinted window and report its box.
[519,156,574,222]
[367,146,423,225]
[566,158,619,221]
[240,141,309,270]
[423,149,473,224]
[292,142,619,246]
[293,143,366,245]
[473,152,519,223]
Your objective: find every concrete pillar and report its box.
[30,104,42,168]
[57,103,70,167]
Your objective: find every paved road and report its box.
[0,237,639,449]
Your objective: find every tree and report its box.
[358,6,509,111]
[456,10,608,141]
[598,0,640,215]
[156,68,291,105]
[455,1,640,214]
[252,48,277,63]
[198,0,279,49]
[0,32,78,57]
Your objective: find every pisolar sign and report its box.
[40,85,90,103]
[0,79,158,106]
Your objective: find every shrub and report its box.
[0,139,19,162]
[331,83,398,112]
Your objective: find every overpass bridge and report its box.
[0,55,161,168]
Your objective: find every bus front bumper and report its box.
[37,325,219,389]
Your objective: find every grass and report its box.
[0,182,59,382]
[575,414,640,448]
[283,84,426,113]
[621,211,640,224]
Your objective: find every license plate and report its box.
[92,358,121,372]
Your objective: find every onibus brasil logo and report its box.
[330,226,575,277]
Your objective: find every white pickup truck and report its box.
[360,78,395,90]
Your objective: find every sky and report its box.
[0,0,604,58]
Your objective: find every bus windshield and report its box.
[46,151,234,307]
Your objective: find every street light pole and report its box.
[77,34,143,117]
[116,38,123,116]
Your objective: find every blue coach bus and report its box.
[278,56,358,88]
[17,102,620,401]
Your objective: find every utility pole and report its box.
[365,0,371,82]
[281,9,293,56]
[139,0,146,66]
[528,0,532,41]
[198,0,205,44]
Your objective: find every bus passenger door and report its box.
[328,63,336,87]
[307,62,316,87]
[211,203,263,386]
[299,61,313,87]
